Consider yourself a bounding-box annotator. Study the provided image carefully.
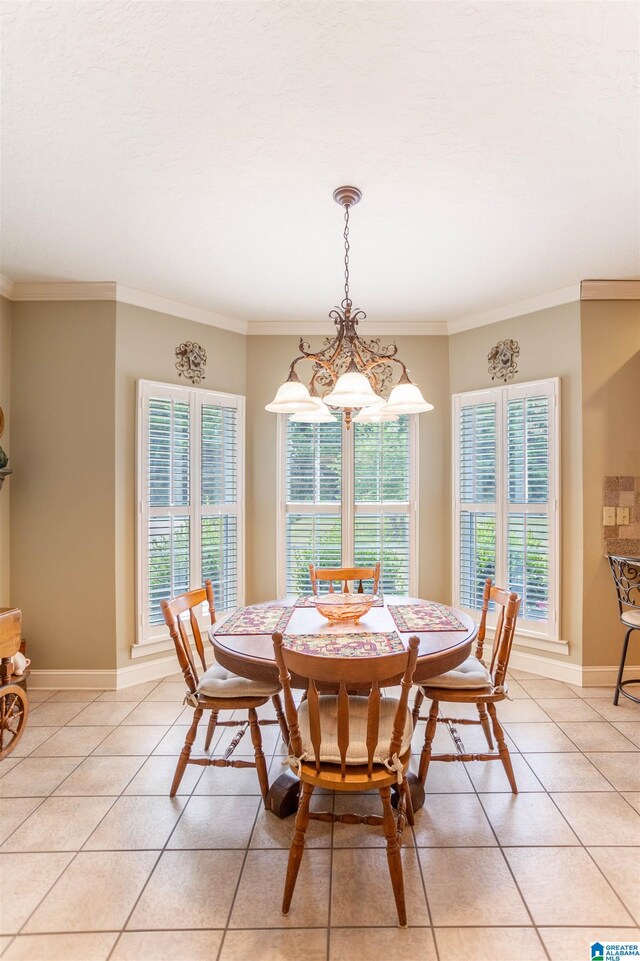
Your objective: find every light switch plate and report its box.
[603,507,616,526]
[616,507,630,525]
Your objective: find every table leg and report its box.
[392,772,425,813]
[266,770,301,819]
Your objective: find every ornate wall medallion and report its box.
[175,342,207,385]
[488,339,519,382]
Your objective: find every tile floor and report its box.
[0,670,638,961]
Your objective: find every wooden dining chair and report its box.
[272,630,420,927]
[308,562,381,595]
[161,580,289,803]
[412,579,521,793]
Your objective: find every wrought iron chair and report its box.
[607,554,640,706]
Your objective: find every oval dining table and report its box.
[209,594,477,817]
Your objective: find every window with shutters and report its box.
[279,416,417,596]
[452,378,559,640]
[137,380,244,645]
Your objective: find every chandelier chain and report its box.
[343,203,351,306]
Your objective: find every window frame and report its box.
[136,379,245,648]
[452,377,560,642]
[277,413,419,597]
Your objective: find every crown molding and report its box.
[116,285,248,334]
[11,281,117,302]
[447,284,581,334]
[0,275,15,299]
[580,279,640,300]
[247,319,448,336]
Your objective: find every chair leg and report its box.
[204,710,219,752]
[418,700,439,784]
[402,776,415,827]
[380,785,407,927]
[614,628,633,706]
[170,706,202,797]
[477,701,494,750]
[412,688,424,728]
[248,707,270,804]
[487,702,518,794]
[271,692,290,745]
[282,781,314,916]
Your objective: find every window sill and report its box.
[484,624,569,656]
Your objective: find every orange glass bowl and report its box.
[309,592,378,623]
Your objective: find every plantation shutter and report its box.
[453,379,558,640]
[138,381,244,645]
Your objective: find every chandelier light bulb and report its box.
[323,370,381,409]
[265,374,319,413]
[384,379,434,414]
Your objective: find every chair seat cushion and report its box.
[622,609,640,629]
[420,655,493,690]
[196,663,281,699]
[298,695,412,766]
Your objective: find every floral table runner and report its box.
[388,603,467,632]
[283,632,404,657]
[213,606,293,635]
[295,594,384,608]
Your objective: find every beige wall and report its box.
[245,334,451,605]
[0,296,11,606]
[581,299,640,667]
[115,302,246,667]
[10,301,117,670]
[449,302,584,664]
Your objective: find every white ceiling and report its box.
[1,1,638,329]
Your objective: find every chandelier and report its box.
[265,186,434,428]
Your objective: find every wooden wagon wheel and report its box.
[0,685,29,760]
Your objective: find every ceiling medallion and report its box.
[265,186,434,428]
[488,339,520,383]
[176,341,207,385]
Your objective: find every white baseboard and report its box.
[29,656,180,691]
[504,649,582,685]
[581,664,640,686]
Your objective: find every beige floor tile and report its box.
[2,933,117,960]
[0,758,83,798]
[0,852,74,934]
[505,847,634,925]
[112,930,223,961]
[435,926,547,961]
[222,929,327,961]
[230,849,330,928]
[413,793,495,846]
[536,698,603,722]
[53,755,145,796]
[91,725,169,756]
[587,752,640,791]
[622,792,640,812]
[524,753,615,791]
[503,722,579,752]
[588,846,640,923]
[9,727,60,757]
[588,699,640,721]
[25,850,158,933]
[464,754,544,792]
[613,722,640,747]
[569,685,617,698]
[509,669,546,680]
[540,928,640,961]
[121,702,184,726]
[506,680,532,699]
[24,689,56,702]
[558,721,639,752]
[419,848,529,926]
[413,756,475,792]
[144,683,187,702]
[2,796,115,852]
[123,754,203,795]
[83,795,186,850]
[331,847,428,927]
[0,757,23,777]
[29,702,87,726]
[67,702,138,726]
[551,792,640,845]
[96,683,159,702]
[329,927,436,961]
[167,795,260,849]
[152,724,212,756]
[32,726,114,757]
[129,849,243,929]
[480,792,579,845]
[250,803,332,849]
[193,756,266,794]
[490,699,551,722]
[519,679,578,698]
[0,798,42,844]
[48,690,102,702]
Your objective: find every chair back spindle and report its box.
[161,580,217,695]
[488,587,520,688]
[308,563,381,596]
[474,577,492,661]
